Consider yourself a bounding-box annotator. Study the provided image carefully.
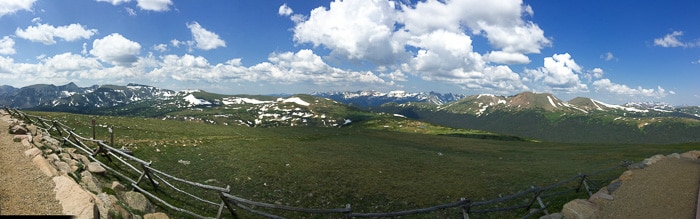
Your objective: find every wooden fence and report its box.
[5,108,630,218]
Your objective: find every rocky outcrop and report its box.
[6,111,168,219]
[561,199,599,219]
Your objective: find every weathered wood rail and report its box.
[5,107,630,218]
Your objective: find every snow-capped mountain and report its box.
[311,90,468,107]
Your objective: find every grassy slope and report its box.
[28,111,699,218]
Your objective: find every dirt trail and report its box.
[0,111,63,215]
[596,157,700,218]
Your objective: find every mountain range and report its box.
[1,83,699,144]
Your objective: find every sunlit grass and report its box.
[27,111,699,218]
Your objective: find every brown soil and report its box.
[0,112,63,215]
[596,157,700,218]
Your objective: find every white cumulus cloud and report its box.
[293,0,405,65]
[278,4,293,16]
[592,78,671,98]
[0,36,16,55]
[653,31,694,48]
[89,33,141,66]
[96,0,130,5]
[484,51,531,64]
[525,53,587,93]
[136,0,172,11]
[0,0,35,17]
[15,23,97,45]
[186,22,226,51]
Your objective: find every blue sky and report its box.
[0,0,699,105]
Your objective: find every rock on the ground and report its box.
[666,153,681,159]
[642,154,666,166]
[9,125,27,134]
[53,175,98,218]
[144,212,170,219]
[539,212,563,219]
[627,162,645,170]
[13,134,29,142]
[111,181,126,192]
[81,171,102,194]
[561,199,599,219]
[55,161,72,175]
[87,162,106,173]
[588,190,614,204]
[24,147,41,158]
[124,191,154,213]
[607,180,623,194]
[32,155,58,177]
[618,170,633,181]
[680,150,700,159]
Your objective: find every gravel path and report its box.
[597,157,700,218]
[0,111,63,215]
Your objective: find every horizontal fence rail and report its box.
[4,108,631,218]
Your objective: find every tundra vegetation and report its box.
[24,110,698,218]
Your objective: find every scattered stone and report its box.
[26,124,37,135]
[76,154,91,165]
[59,153,72,162]
[53,175,98,218]
[588,190,614,203]
[124,191,154,213]
[680,150,700,159]
[87,162,106,173]
[111,181,126,192]
[666,153,681,159]
[539,212,563,219]
[13,134,29,142]
[607,180,623,194]
[144,212,170,219]
[112,204,132,219]
[80,171,102,194]
[24,147,42,158]
[561,199,599,219]
[9,125,27,134]
[33,134,43,144]
[55,161,72,175]
[20,138,30,148]
[32,155,58,177]
[627,162,646,170]
[178,159,191,165]
[47,153,60,163]
[618,170,633,181]
[642,154,666,166]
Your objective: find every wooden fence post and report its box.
[460,198,470,219]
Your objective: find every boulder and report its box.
[87,162,106,173]
[627,162,645,170]
[9,125,27,134]
[21,139,30,149]
[561,199,598,219]
[26,124,37,135]
[47,153,60,163]
[539,212,563,219]
[681,150,700,159]
[32,155,58,177]
[607,180,623,194]
[13,134,29,142]
[588,190,614,203]
[666,153,681,159]
[24,147,42,158]
[642,154,666,166]
[53,175,98,218]
[111,181,126,192]
[54,161,72,175]
[144,212,170,219]
[124,191,154,213]
[76,154,91,166]
[80,171,102,194]
[618,170,633,181]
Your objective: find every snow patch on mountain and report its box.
[592,100,648,112]
[279,97,310,106]
[183,94,212,106]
